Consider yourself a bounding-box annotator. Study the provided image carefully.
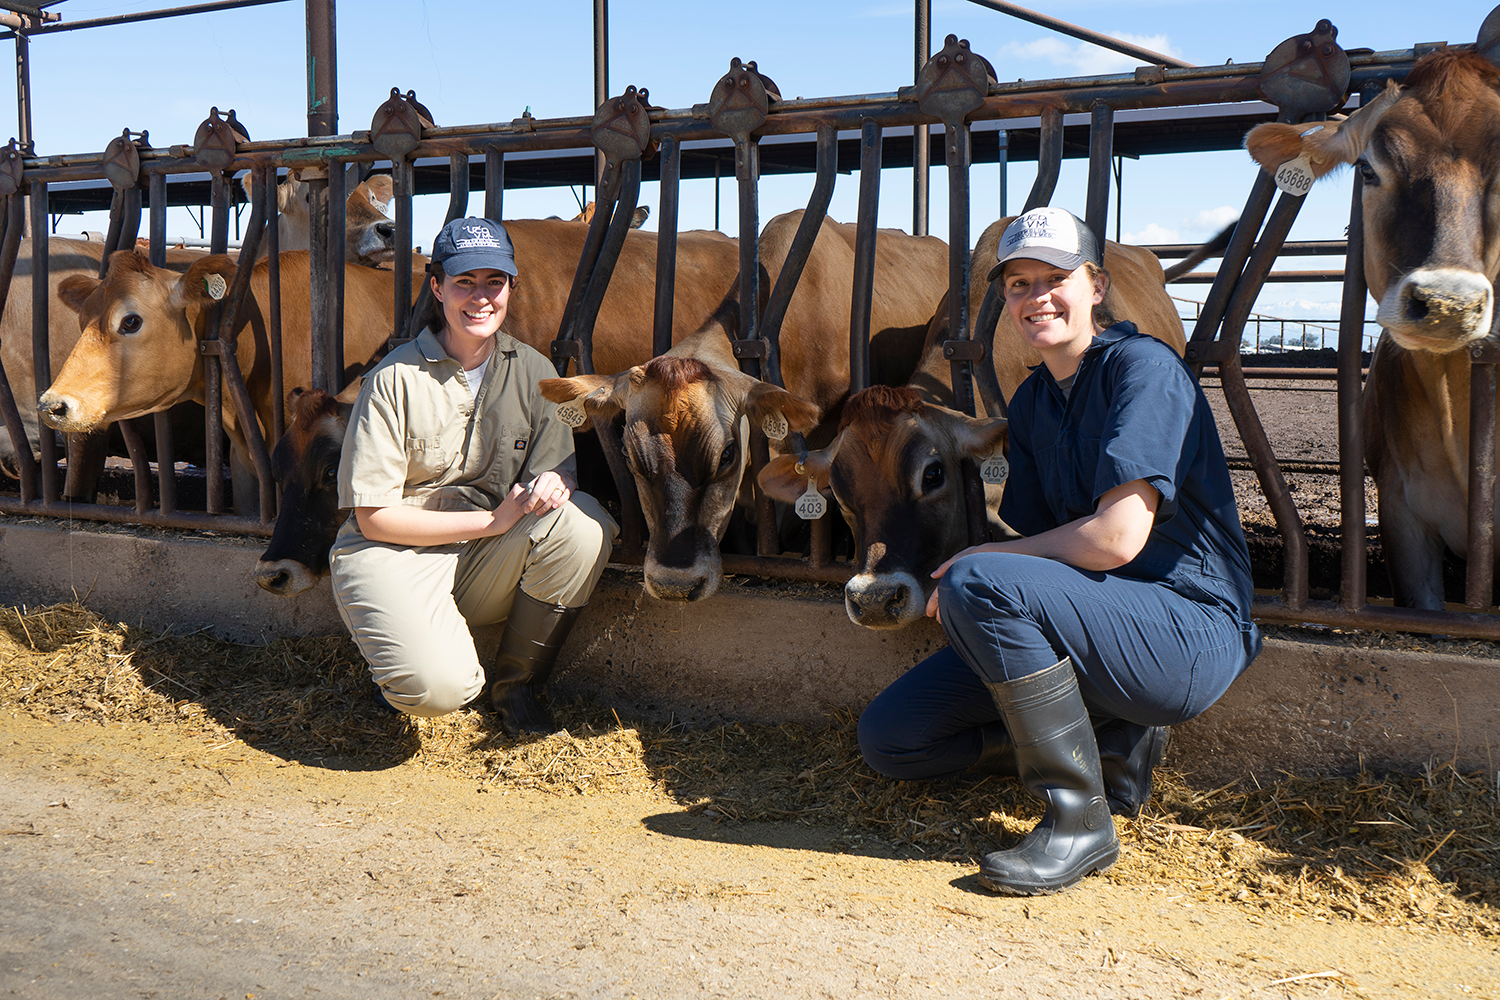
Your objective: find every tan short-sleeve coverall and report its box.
[329,327,618,716]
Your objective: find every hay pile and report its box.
[2,602,1496,938]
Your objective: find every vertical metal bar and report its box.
[326,163,346,392]
[210,171,230,255]
[1022,106,1063,213]
[593,0,608,188]
[305,0,337,138]
[29,181,55,502]
[204,300,225,514]
[98,189,124,276]
[447,154,470,223]
[1468,358,1496,608]
[1084,101,1113,258]
[148,171,177,515]
[307,173,329,390]
[484,146,504,220]
[946,122,974,418]
[760,126,838,391]
[115,419,152,515]
[13,27,31,155]
[266,166,284,445]
[736,140,761,377]
[996,128,1008,218]
[0,195,37,500]
[392,159,414,342]
[849,119,882,396]
[912,0,930,237]
[652,133,681,357]
[1186,171,1276,356]
[1113,155,1123,244]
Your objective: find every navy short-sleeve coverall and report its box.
[859,322,1262,780]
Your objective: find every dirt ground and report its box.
[4,713,1497,1000]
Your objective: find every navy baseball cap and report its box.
[431,217,518,277]
[987,207,1101,282]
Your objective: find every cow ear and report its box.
[58,274,100,315]
[239,172,254,200]
[334,376,363,406]
[362,174,394,211]
[538,371,632,429]
[171,255,239,311]
[758,432,843,502]
[278,170,306,212]
[1246,80,1401,176]
[935,408,1008,459]
[742,380,820,436]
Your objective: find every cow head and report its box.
[255,381,361,596]
[1248,53,1500,352]
[39,251,237,433]
[540,327,818,602]
[247,169,397,267]
[760,385,1007,629]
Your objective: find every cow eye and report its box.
[322,464,338,486]
[717,443,736,474]
[921,461,944,492]
[118,314,142,335]
[1356,159,1378,186]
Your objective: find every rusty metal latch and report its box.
[733,339,768,360]
[591,85,655,163]
[0,139,24,197]
[911,34,996,124]
[1258,20,1351,117]
[191,107,249,172]
[943,340,985,362]
[708,58,780,181]
[369,88,435,161]
[102,129,150,191]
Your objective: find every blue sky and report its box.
[1,0,1491,340]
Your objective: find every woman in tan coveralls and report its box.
[330,217,618,734]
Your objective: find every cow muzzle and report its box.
[1378,268,1494,352]
[36,391,98,433]
[643,552,722,603]
[254,558,322,597]
[845,571,926,630]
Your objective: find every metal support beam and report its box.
[305,0,336,138]
[912,0,930,237]
[963,0,1192,69]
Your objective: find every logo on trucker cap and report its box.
[455,222,505,250]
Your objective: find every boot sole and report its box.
[975,842,1121,896]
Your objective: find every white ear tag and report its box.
[555,398,587,429]
[1273,153,1315,196]
[794,476,826,521]
[980,453,1009,485]
[204,273,228,301]
[761,411,788,441]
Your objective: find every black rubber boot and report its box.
[488,592,584,736]
[977,658,1119,895]
[1094,719,1170,818]
[968,722,1018,778]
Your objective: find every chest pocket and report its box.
[407,418,469,483]
[1039,435,1101,522]
[481,423,532,491]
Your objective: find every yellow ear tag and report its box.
[204,273,228,300]
[761,411,788,441]
[1273,154,1315,196]
[980,453,1010,485]
[555,398,587,429]
[795,476,826,521]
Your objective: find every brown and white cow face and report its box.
[1247,57,1500,351]
[760,385,1006,629]
[38,251,235,433]
[249,170,397,267]
[255,381,360,596]
[541,327,818,603]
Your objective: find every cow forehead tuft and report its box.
[839,385,925,432]
[643,355,714,391]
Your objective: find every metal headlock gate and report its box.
[1,6,1498,639]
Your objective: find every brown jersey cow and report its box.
[1246,52,1496,609]
[761,219,1186,628]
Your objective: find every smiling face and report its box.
[1000,257,1106,378]
[432,267,512,359]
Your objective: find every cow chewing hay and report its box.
[0,600,1496,938]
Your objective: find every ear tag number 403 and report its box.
[795,477,826,520]
[980,453,1009,485]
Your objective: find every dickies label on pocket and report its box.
[514,438,528,451]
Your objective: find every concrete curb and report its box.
[1,518,1496,783]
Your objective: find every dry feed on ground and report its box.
[2,600,1497,942]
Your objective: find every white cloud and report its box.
[1122,222,1178,245]
[1182,206,1240,235]
[997,32,1182,77]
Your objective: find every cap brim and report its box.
[438,249,518,276]
[987,245,1087,283]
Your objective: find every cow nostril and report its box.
[1405,289,1430,322]
[885,585,909,619]
[376,222,395,238]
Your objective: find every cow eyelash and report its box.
[1356,159,1379,185]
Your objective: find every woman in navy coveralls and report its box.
[858,207,1261,895]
